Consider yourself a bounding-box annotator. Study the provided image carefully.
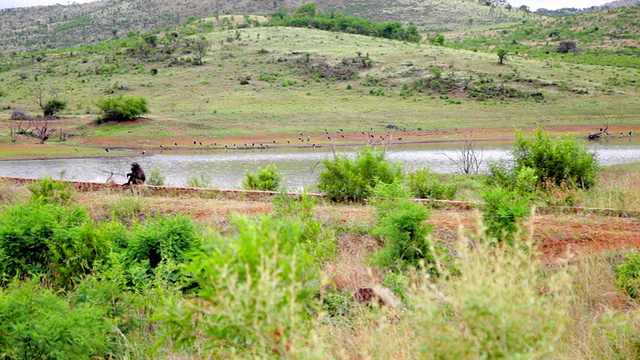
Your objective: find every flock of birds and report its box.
[105,128,407,155]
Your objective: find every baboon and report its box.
[124,162,146,185]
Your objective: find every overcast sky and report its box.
[0,0,609,11]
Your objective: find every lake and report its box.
[1,138,638,190]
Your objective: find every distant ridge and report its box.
[0,0,538,54]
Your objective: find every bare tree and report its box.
[192,36,210,65]
[31,118,57,144]
[446,135,483,174]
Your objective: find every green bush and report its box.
[272,191,336,263]
[42,98,67,117]
[0,202,110,288]
[122,215,199,287]
[243,164,282,191]
[370,184,437,273]
[318,146,403,202]
[0,280,117,359]
[96,95,149,123]
[509,127,598,189]
[159,216,317,357]
[146,167,166,186]
[27,177,76,205]
[616,251,640,298]
[406,167,457,200]
[481,187,531,244]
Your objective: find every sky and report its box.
[0,0,610,11]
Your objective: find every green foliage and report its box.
[122,215,199,287]
[616,251,640,298]
[318,146,403,203]
[186,171,212,188]
[27,177,76,205]
[109,196,144,223]
[146,167,166,186]
[495,47,508,64]
[406,167,457,200]
[0,279,116,359]
[510,127,599,189]
[370,183,437,273]
[272,191,337,263]
[243,164,282,191]
[480,186,531,244]
[42,98,67,117]
[159,216,317,356]
[270,5,421,43]
[96,95,149,123]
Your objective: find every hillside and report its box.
[0,0,540,54]
[448,5,640,68]
[0,17,639,160]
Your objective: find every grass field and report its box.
[1,25,639,159]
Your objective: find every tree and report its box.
[42,98,67,118]
[96,96,149,123]
[192,36,209,65]
[496,48,508,64]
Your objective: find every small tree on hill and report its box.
[496,48,508,64]
[96,96,149,123]
[192,36,209,65]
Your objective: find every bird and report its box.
[299,132,303,136]
[370,134,374,139]
[339,128,343,132]
[630,130,634,136]
[159,144,164,149]
[272,140,276,144]
[224,145,228,149]
[312,143,316,149]
[199,142,202,146]
[307,136,311,142]
[397,137,403,141]
[174,142,178,146]
[141,151,146,156]
[105,148,109,152]
[327,136,331,140]
[193,140,197,145]
[287,139,290,144]
[341,134,345,138]
[214,142,218,146]
[252,143,255,147]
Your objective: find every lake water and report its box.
[1,139,639,190]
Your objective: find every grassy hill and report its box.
[448,5,640,68]
[0,15,639,158]
[0,0,540,54]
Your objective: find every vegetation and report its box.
[42,98,67,118]
[490,127,599,191]
[270,5,421,43]
[243,164,282,191]
[318,146,402,202]
[96,95,149,123]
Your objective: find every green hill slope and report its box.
[0,0,539,54]
[448,5,640,68]
[1,21,638,151]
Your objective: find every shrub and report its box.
[406,167,457,200]
[42,98,67,117]
[96,95,149,123]
[27,177,76,205]
[159,216,317,357]
[370,183,437,273]
[243,164,282,191]
[10,109,31,120]
[122,215,199,287]
[0,279,117,358]
[481,186,531,244]
[0,202,110,288]
[490,127,599,191]
[616,251,640,298]
[272,191,336,263]
[146,167,166,186]
[318,146,403,202]
[512,127,599,189]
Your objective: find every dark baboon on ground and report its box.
[124,162,146,185]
